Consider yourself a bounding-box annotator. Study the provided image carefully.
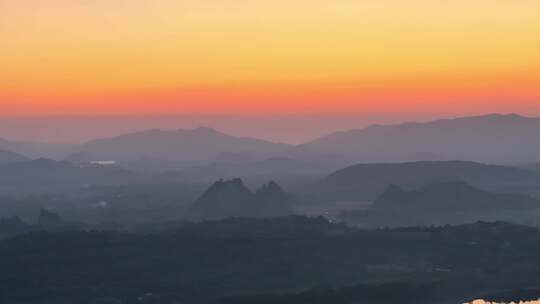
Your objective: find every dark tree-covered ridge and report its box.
[1,218,540,303]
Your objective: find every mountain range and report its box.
[0,138,72,160]
[373,181,540,213]
[300,113,540,164]
[164,157,329,182]
[2,113,540,165]
[313,160,540,201]
[341,181,540,227]
[0,158,139,195]
[73,127,291,162]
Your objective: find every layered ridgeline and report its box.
[341,181,540,227]
[0,138,73,159]
[4,114,540,166]
[74,127,291,162]
[300,114,540,164]
[0,150,28,165]
[311,161,540,202]
[166,157,329,182]
[0,158,138,195]
[189,178,294,219]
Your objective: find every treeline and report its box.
[1,217,540,303]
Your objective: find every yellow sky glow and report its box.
[1,0,539,116]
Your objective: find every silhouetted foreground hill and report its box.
[301,114,540,164]
[313,161,540,201]
[189,178,293,219]
[77,127,291,162]
[2,219,540,303]
[341,181,540,227]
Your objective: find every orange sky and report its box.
[1,0,540,117]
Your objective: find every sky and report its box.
[1,0,540,142]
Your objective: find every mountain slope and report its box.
[0,138,73,159]
[301,114,540,163]
[372,181,540,212]
[77,127,291,162]
[341,181,540,227]
[312,161,540,201]
[166,157,329,182]
[0,150,28,165]
[0,216,33,240]
[0,159,138,194]
[189,178,293,219]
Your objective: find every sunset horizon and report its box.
[2,0,539,118]
[3,2,540,303]
[0,111,536,144]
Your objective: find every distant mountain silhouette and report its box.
[0,137,73,159]
[0,216,33,239]
[518,163,540,172]
[373,181,540,212]
[301,114,540,164]
[38,209,79,231]
[0,150,28,165]
[342,181,540,227]
[5,113,540,165]
[0,210,80,239]
[64,151,96,163]
[77,127,291,162]
[0,159,138,194]
[38,209,64,227]
[313,161,540,201]
[190,178,293,219]
[166,157,329,182]
[253,181,294,217]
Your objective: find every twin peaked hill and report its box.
[190,178,293,220]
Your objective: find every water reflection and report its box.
[467,300,540,304]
